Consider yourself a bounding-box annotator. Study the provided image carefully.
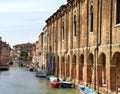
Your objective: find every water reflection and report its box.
[0,67,79,94]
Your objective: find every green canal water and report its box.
[0,67,79,94]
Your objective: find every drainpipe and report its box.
[110,0,113,93]
[86,0,89,87]
[99,0,102,46]
[97,0,103,93]
[94,47,97,90]
[94,0,99,91]
[94,0,102,92]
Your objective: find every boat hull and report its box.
[60,81,73,88]
[36,70,47,78]
[79,87,96,94]
[0,64,9,71]
[29,68,34,72]
[49,82,60,88]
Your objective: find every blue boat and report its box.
[60,81,73,88]
[79,87,96,94]
[36,70,47,77]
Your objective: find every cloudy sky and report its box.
[0,0,66,47]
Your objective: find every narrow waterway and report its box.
[0,67,79,94]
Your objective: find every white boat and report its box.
[49,76,59,82]
[36,70,47,77]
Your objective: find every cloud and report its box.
[0,0,66,46]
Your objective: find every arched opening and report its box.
[71,55,76,80]
[57,56,59,76]
[79,54,84,82]
[49,56,53,75]
[87,53,94,84]
[66,55,70,77]
[53,56,55,75]
[61,56,65,77]
[110,52,120,91]
[98,53,106,87]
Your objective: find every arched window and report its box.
[90,5,94,32]
[116,0,120,24]
[73,15,77,36]
[61,22,64,40]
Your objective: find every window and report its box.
[90,5,94,32]
[116,0,120,24]
[62,22,64,40]
[73,15,77,36]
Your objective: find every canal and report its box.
[0,67,79,94]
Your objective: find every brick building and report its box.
[33,32,45,70]
[43,26,48,70]
[13,42,35,61]
[45,0,120,93]
[0,37,11,64]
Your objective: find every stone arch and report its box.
[111,52,120,65]
[87,53,94,84]
[71,54,77,80]
[79,54,84,82]
[110,52,120,90]
[61,56,65,77]
[66,55,70,77]
[98,53,106,87]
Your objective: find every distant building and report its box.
[33,32,44,70]
[43,26,48,71]
[13,42,35,61]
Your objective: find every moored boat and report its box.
[60,81,73,88]
[29,67,34,72]
[49,76,59,82]
[0,64,9,71]
[78,87,96,94]
[36,70,47,77]
[49,81,60,88]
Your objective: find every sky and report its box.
[0,0,66,47]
